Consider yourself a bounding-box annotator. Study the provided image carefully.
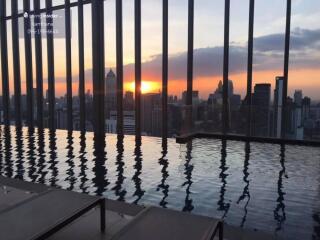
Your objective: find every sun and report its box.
[126,81,160,94]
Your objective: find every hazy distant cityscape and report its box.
[0,69,319,141]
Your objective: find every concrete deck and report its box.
[0,176,276,240]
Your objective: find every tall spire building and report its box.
[105,69,117,118]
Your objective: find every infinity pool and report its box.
[0,126,319,239]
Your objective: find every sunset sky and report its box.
[2,0,320,101]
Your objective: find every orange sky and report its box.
[22,67,318,101]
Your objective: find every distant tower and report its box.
[273,76,284,138]
[105,69,117,118]
[252,83,271,137]
[294,90,303,107]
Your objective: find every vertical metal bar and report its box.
[116,0,124,135]
[162,0,168,138]
[135,0,141,137]
[281,0,291,139]
[23,0,34,128]
[0,1,10,125]
[222,0,230,135]
[46,0,55,130]
[92,0,105,136]
[246,0,254,137]
[34,0,44,129]
[186,0,194,130]
[65,0,73,131]
[78,0,85,132]
[12,0,22,127]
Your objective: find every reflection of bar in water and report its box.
[132,136,145,204]
[36,128,47,184]
[237,142,251,228]
[217,140,230,219]
[182,141,194,212]
[274,144,287,232]
[15,127,24,180]
[78,131,88,194]
[92,134,109,196]
[65,131,76,191]
[48,129,58,187]
[157,138,169,208]
[113,134,127,201]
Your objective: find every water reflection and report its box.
[0,126,319,239]
[157,138,169,208]
[274,144,287,231]
[14,127,24,180]
[0,126,3,174]
[37,128,47,184]
[92,133,109,196]
[313,180,320,239]
[4,126,13,178]
[182,141,194,212]
[217,140,230,218]
[237,142,251,227]
[112,134,127,201]
[132,136,145,204]
[65,131,76,191]
[48,129,58,187]
[27,127,38,182]
[78,131,89,194]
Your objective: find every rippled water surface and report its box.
[0,126,319,239]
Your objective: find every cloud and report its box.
[119,28,320,81]
[62,28,319,85]
[254,28,320,52]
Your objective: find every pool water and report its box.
[0,126,319,239]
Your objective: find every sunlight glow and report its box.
[126,81,160,94]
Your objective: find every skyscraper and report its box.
[273,76,284,138]
[141,93,161,136]
[294,90,303,106]
[123,91,134,111]
[105,69,117,118]
[252,83,271,137]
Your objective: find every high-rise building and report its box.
[106,110,135,135]
[294,90,303,107]
[252,83,271,137]
[302,97,311,122]
[105,69,117,118]
[124,91,134,111]
[142,93,161,136]
[182,91,200,105]
[273,76,284,138]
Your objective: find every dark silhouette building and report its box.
[252,83,271,137]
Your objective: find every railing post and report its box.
[116,0,124,136]
[246,0,255,137]
[186,0,194,132]
[34,0,44,129]
[12,0,22,127]
[23,0,34,128]
[78,0,85,132]
[162,0,168,138]
[135,0,142,137]
[92,0,105,136]
[222,0,230,135]
[281,0,291,139]
[0,0,10,125]
[46,0,56,130]
[66,0,73,131]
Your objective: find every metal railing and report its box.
[1,0,315,145]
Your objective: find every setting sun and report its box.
[125,81,160,94]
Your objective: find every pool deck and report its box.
[0,176,277,240]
